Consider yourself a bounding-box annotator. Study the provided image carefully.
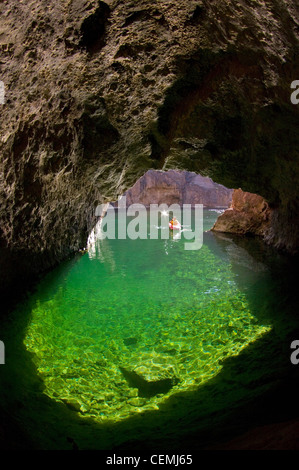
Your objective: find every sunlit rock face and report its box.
[212,189,272,237]
[0,0,299,304]
[122,170,233,208]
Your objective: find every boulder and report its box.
[120,365,179,398]
[212,189,272,237]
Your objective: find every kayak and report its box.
[169,222,181,230]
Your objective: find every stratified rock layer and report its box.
[122,170,233,208]
[0,0,299,303]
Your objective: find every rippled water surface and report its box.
[23,210,272,420]
[1,209,298,449]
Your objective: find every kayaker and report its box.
[170,217,179,226]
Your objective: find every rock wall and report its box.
[121,169,233,208]
[212,188,272,237]
[0,0,299,305]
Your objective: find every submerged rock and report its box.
[127,397,146,407]
[123,337,138,347]
[61,397,81,412]
[120,366,179,398]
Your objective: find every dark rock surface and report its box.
[120,366,178,398]
[0,0,299,304]
[121,169,233,208]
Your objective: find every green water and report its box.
[23,210,272,422]
[1,209,298,449]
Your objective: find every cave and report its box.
[0,0,299,454]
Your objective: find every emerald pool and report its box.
[1,209,298,449]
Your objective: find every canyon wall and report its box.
[0,0,299,305]
[121,170,233,208]
[212,188,272,237]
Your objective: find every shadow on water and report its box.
[0,234,298,450]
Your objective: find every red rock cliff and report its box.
[212,189,272,237]
[121,169,233,208]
